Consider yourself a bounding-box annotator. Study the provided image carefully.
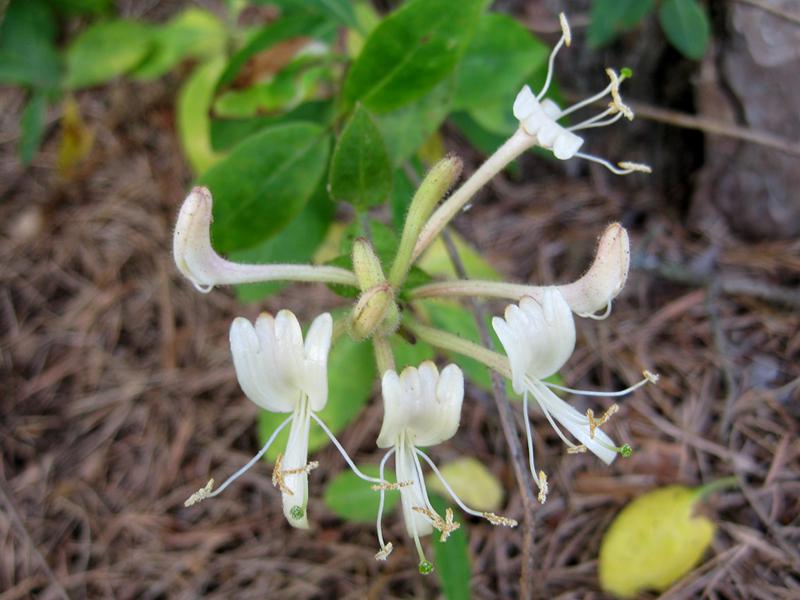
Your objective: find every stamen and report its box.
[184,479,214,507]
[281,460,319,476]
[618,161,652,174]
[537,471,549,504]
[375,542,393,561]
[183,413,293,506]
[574,152,647,175]
[523,390,541,489]
[570,111,625,133]
[371,480,413,491]
[310,412,385,485]
[482,512,519,527]
[412,506,461,543]
[557,82,615,119]
[543,370,658,398]
[559,13,571,47]
[587,404,619,438]
[537,17,568,100]
[375,448,395,557]
[272,453,293,496]
[567,445,588,454]
[605,69,634,121]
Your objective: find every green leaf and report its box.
[20,91,48,164]
[658,0,710,60]
[390,334,435,371]
[588,0,655,48]
[261,0,357,28]
[200,122,330,252]
[377,76,455,168]
[130,8,226,80]
[258,334,375,462]
[50,0,112,16]
[343,0,486,112]
[177,58,227,176]
[430,495,471,600]
[231,183,334,301]
[417,230,501,282]
[390,164,418,232]
[211,100,334,151]
[0,0,60,90]
[65,21,154,89]
[599,485,716,598]
[454,13,548,110]
[323,465,400,523]
[339,218,398,265]
[329,105,393,210]
[449,111,507,157]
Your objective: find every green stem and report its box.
[693,476,739,501]
[404,318,511,379]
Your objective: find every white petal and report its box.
[275,310,305,386]
[492,316,526,394]
[281,409,312,528]
[513,85,536,121]
[536,118,563,147]
[553,130,584,160]
[532,381,618,464]
[303,313,332,411]
[230,317,296,412]
[396,440,433,537]
[377,362,465,448]
[541,98,561,119]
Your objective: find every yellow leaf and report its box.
[599,485,715,598]
[57,96,94,179]
[425,457,504,512]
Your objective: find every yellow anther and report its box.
[644,370,660,383]
[375,543,393,561]
[184,479,214,507]
[537,471,549,504]
[587,403,619,439]
[371,480,413,491]
[567,444,588,454]
[618,161,652,174]
[559,13,572,46]
[482,512,519,527]
[412,506,461,542]
[605,68,634,120]
[271,453,292,495]
[281,460,319,476]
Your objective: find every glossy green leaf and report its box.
[430,495,471,600]
[65,21,153,89]
[323,465,400,523]
[339,218,398,265]
[177,58,226,176]
[262,0,357,28]
[130,8,226,80]
[588,0,655,47]
[20,91,47,164]
[658,0,710,60]
[231,183,334,302]
[200,122,330,252]
[449,111,507,157]
[599,485,716,598]
[329,105,393,210]
[454,13,547,110]
[211,101,333,151]
[258,334,376,462]
[0,0,60,90]
[377,76,455,168]
[343,0,486,112]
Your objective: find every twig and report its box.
[440,229,539,600]
[0,475,70,600]
[626,100,800,157]
[734,0,800,26]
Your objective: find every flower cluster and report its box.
[177,14,657,574]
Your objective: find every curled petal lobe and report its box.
[303,313,333,412]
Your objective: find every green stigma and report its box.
[418,560,434,575]
[621,67,633,79]
[290,505,305,520]
[619,444,633,458]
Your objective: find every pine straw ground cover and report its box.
[2,48,800,600]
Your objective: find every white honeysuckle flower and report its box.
[184,310,384,528]
[373,362,516,573]
[512,13,650,175]
[493,288,657,500]
[173,187,357,293]
[558,222,630,319]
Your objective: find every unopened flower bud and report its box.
[350,283,398,340]
[558,223,630,318]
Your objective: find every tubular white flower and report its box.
[492,288,649,495]
[374,362,515,570]
[511,14,650,174]
[185,310,385,528]
[173,187,357,293]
